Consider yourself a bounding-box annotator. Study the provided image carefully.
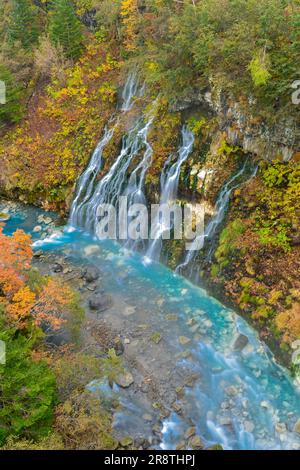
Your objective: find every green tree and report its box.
[49,0,83,60]
[8,0,39,49]
[0,65,24,125]
[0,317,56,445]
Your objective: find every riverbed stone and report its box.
[44,216,52,225]
[185,426,196,439]
[260,401,270,409]
[115,370,134,388]
[293,419,300,434]
[178,336,191,345]
[33,250,43,258]
[225,385,239,397]
[176,441,186,450]
[275,422,287,434]
[89,293,112,312]
[189,435,204,450]
[83,266,100,283]
[120,437,133,447]
[0,212,10,221]
[233,333,249,352]
[84,245,101,256]
[219,416,232,426]
[151,332,162,344]
[142,413,153,422]
[166,314,178,321]
[33,225,42,233]
[52,262,63,273]
[123,306,136,316]
[113,337,124,356]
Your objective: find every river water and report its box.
[2,203,300,450]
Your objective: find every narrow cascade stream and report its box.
[176,161,258,276]
[145,127,194,262]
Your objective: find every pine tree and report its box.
[49,0,83,60]
[8,0,39,49]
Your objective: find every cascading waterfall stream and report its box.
[70,74,154,237]
[70,125,115,228]
[176,162,258,274]
[145,127,194,262]
[121,72,144,112]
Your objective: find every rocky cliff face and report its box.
[175,87,300,162]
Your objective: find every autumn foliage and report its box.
[0,226,74,331]
[120,0,138,51]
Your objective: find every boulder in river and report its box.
[83,266,100,283]
[178,336,191,345]
[233,333,249,352]
[84,244,101,256]
[89,293,112,312]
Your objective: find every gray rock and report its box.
[233,334,249,352]
[33,225,42,233]
[52,263,63,273]
[142,414,153,422]
[113,337,124,356]
[83,266,100,283]
[115,371,134,388]
[89,293,112,312]
[33,250,43,258]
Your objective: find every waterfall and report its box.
[69,125,115,228]
[121,72,144,112]
[145,127,194,262]
[176,162,258,273]
[70,97,155,242]
[85,113,154,235]
[70,73,148,232]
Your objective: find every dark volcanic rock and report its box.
[89,293,112,312]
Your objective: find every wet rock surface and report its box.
[89,293,113,312]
